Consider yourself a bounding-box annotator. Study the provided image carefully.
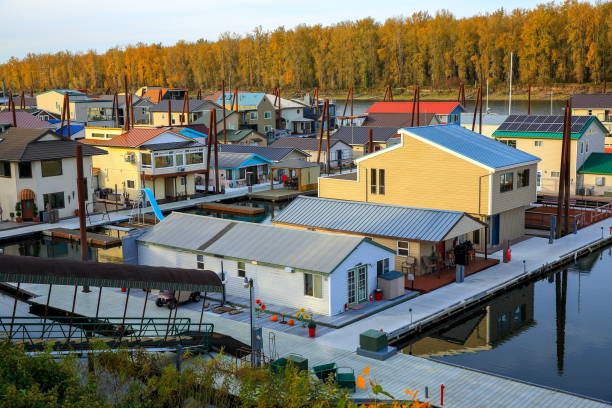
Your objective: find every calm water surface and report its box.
[395,247,612,402]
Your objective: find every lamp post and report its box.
[243,277,254,365]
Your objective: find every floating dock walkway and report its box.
[249,188,317,202]
[42,228,121,247]
[197,202,265,215]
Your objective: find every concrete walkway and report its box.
[315,218,612,351]
[0,183,273,241]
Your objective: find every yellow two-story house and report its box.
[80,127,207,202]
[571,93,612,135]
[318,124,540,248]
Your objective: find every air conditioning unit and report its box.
[124,153,135,163]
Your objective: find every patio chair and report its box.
[401,256,416,275]
[421,256,438,275]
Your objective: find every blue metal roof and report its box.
[404,124,539,169]
[56,124,84,137]
[217,92,265,108]
[178,128,208,139]
[274,196,484,242]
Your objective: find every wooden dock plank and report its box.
[197,202,265,215]
[42,228,121,247]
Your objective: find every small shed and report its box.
[270,159,320,192]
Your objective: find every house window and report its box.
[91,133,106,139]
[580,142,584,153]
[126,180,135,189]
[551,171,561,177]
[179,176,186,186]
[378,169,385,195]
[517,169,530,188]
[154,154,174,168]
[304,273,323,298]
[397,241,410,257]
[376,258,390,275]
[473,229,480,245]
[370,168,377,194]
[250,112,258,120]
[43,192,65,209]
[534,141,543,147]
[500,140,516,148]
[186,150,204,164]
[588,110,592,115]
[18,162,32,178]
[0,161,11,177]
[141,153,152,167]
[175,153,184,166]
[41,159,63,177]
[196,255,205,270]
[500,172,514,193]
[586,141,589,152]
[264,125,273,133]
[237,261,246,278]
[264,111,272,119]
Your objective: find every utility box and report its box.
[359,329,388,352]
[377,271,405,299]
[287,354,308,371]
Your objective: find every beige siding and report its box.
[490,164,538,215]
[499,206,526,244]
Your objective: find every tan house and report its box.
[271,137,352,167]
[36,89,115,126]
[493,115,608,194]
[207,91,276,136]
[571,93,612,134]
[331,127,401,158]
[319,124,540,247]
[274,196,486,275]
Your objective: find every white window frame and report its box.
[397,241,410,257]
[249,111,258,120]
[264,111,272,119]
[196,255,205,269]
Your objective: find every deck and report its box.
[407,257,500,292]
[197,202,265,215]
[42,228,122,247]
[249,188,317,202]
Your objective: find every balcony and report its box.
[141,163,206,177]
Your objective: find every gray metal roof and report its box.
[271,159,319,169]
[332,126,400,145]
[138,212,385,274]
[273,196,484,242]
[570,93,612,109]
[460,113,508,126]
[219,144,309,161]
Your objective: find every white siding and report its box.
[136,239,394,316]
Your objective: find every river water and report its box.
[394,246,612,403]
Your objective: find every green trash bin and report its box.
[336,367,356,392]
[287,354,308,371]
[313,363,337,381]
[359,329,388,352]
[270,357,287,374]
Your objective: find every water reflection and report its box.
[0,229,126,264]
[402,284,535,358]
[395,247,612,402]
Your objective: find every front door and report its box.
[164,177,175,199]
[491,214,500,246]
[21,199,34,221]
[347,265,368,305]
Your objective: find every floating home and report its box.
[274,196,487,277]
[493,115,608,195]
[364,101,465,124]
[271,137,353,167]
[127,212,395,315]
[319,124,540,248]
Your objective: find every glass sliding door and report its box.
[347,265,368,305]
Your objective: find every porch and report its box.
[404,256,500,293]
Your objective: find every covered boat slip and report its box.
[0,255,225,352]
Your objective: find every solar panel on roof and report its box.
[497,114,592,134]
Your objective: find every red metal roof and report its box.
[365,101,463,115]
[80,128,179,148]
[605,148,612,154]
[0,111,54,128]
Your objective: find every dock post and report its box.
[8,282,21,340]
[41,284,53,339]
[164,305,173,342]
[140,290,149,333]
[95,287,103,320]
[198,291,207,332]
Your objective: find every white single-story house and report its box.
[127,212,395,316]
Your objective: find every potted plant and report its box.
[308,321,317,338]
[32,202,39,222]
[15,203,22,223]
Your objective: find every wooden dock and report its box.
[42,228,121,247]
[197,202,265,215]
[249,188,317,202]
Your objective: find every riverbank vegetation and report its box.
[0,1,609,94]
[0,340,430,407]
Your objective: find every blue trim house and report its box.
[198,152,273,190]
